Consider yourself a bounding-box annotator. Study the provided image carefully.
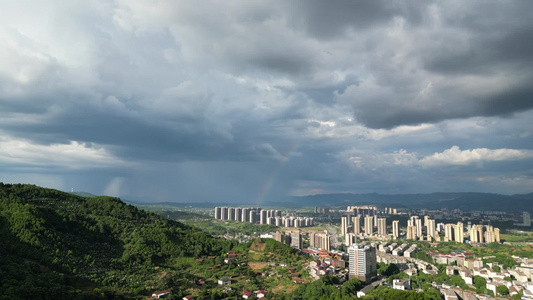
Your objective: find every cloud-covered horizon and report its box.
[0,0,532,202]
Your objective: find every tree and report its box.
[421,288,443,300]
[447,275,469,290]
[496,285,509,296]
[342,278,362,298]
[473,275,487,294]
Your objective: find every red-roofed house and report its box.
[242,290,253,299]
[256,290,268,298]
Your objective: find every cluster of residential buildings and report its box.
[340,205,400,237]
[301,233,533,299]
[346,205,399,215]
[428,252,533,299]
[365,241,533,299]
[309,230,334,251]
[214,207,314,227]
[305,240,442,290]
[339,212,501,244]
[339,206,403,241]
[273,230,304,249]
[271,229,340,252]
[307,251,347,279]
[404,216,501,244]
[341,215,388,237]
[304,243,378,283]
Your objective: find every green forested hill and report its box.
[0,183,235,299]
[0,183,442,300]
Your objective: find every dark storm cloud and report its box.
[0,0,532,199]
[346,80,533,130]
[287,0,423,39]
[337,1,533,129]
[2,99,285,163]
[424,25,533,75]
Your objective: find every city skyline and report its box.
[1,1,532,203]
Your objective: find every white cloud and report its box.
[420,146,533,167]
[0,135,130,170]
[343,146,533,170]
[342,148,419,170]
[305,117,433,140]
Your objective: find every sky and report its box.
[1,0,532,203]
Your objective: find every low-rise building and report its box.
[152,290,170,299]
[392,279,411,290]
[459,268,473,285]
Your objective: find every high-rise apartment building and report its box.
[364,216,374,235]
[377,218,387,236]
[220,207,227,220]
[427,219,436,241]
[424,216,430,227]
[227,207,235,220]
[484,226,495,243]
[444,224,455,242]
[392,220,400,239]
[406,219,416,240]
[348,244,377,282]
[523,212,531,227]
[241,208,249,222]
[274,231,290,245]
[455,222,464,243]
[352,216,361,234]
[341,217,349,236]
[214,207,222,220]
[494,228,500,243]
[310,230,331,250]
[470,225,484,243]
[345,233,357,246]
[234,207,242,222]
[290,230,302,249]
[406,225,416,240]
[260,210,267,224]
[415,218,423,239]
[249,210,257,223]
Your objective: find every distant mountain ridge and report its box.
[265,192,533,212]
[67,190,533,212]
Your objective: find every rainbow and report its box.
[254,141,300,206]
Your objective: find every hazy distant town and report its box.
[208,204,533,299]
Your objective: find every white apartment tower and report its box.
[524,212,531,227]
[348,244,377,282]
[352,216,361,234]
[455,222,464,243]
[341,216,349,236]
[377,218,387,236]
[364,216,374,235]
[427,219,436,241]
[392,220,400,239]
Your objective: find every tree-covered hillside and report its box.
[0,183,235,299]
